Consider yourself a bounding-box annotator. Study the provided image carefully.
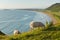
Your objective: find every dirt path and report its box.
[43,12,57,24]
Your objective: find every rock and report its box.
[13,30,21,35]
[0,31,5,35]
[30,21,45,29]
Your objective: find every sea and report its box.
[0,10,51,35]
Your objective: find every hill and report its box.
[45,3,60,23]
[47,3,60,12]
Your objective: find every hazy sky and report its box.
[0,0,60,9]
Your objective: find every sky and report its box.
[0,0,60,9]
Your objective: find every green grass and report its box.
[52,12,60,20]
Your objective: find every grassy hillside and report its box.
[47,3,60,12]
[45,3,60,22]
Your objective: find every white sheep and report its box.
[13,30,21,35]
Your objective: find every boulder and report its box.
[30,21,45,29]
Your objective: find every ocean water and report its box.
[0,10,51,35]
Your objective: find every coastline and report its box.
[43,11,57,24]
[32,10,57,24]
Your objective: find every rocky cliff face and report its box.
[0,31,5,35]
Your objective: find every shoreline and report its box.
[32,10,57,24]
[43,11,57,24]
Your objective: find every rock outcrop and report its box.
[0,31,5,35]
[30,21,45,29]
